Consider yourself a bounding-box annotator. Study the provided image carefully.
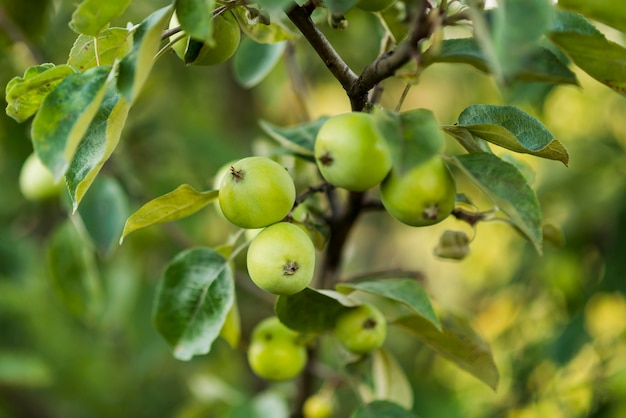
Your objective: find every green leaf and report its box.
[174,0,215,44]
[371,349,414,410]
[548,12,626,96]
[256,0,294,12]
[452,152,543,254]
[69,0,132,36]
[118,6,173,103]
[395,313,499,391]
[0,351,52,388]
[153,247,234,361]
[452,105,569,165]
[443,125,491,154]
[31,65,111,181]
[275,288,353,333]
[558,0,626,32]
[373,108,444,175]
[425,39,578,86]
[232,7,297,44]
[492,0,554,80]
[120,184,218,243]
[68,27,132,71]
[233,38,286,88]
[5,64,76,123]
[336,279,441,331]
[351,400,416,418]
[47,221,102,321]
[65,84,130,210]
[259,117,327,157]
[77,176,128,255]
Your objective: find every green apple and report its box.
[170,11,240,66]
[248,316,307,381]
[303,393,334,418]
[333,304,387,354]
[357,0,396,12]
[19,153,63,201]
[247,222,315,295]
[218,156,296,229]
[381,156,456,227]
[314,112,392,192]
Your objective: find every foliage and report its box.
[2,0,626,417]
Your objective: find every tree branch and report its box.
[285,4,358,92]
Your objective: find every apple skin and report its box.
[247,317,307,381]
[303,393,333,418]
[218,156,296,229]
[333,304,387,354]
[19,153,63,201]
[170,12,240,66]
[314,112,392,192]
[247,222,315,295]
[380,156,456,227]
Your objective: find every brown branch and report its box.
[285,4,358,92]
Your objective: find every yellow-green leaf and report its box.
[372,349,414,410]
[69,0,132,36]
[5,64,76,123]
[31,65,111,181]
[120,184,218,243]
[68,28,132,71]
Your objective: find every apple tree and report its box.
[4,0,626,416]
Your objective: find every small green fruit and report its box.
[170,12,240,66]
[248,317,307,381]
[218,156,296,229]
[19,153,63,201]
[381,156,456,227]
[334,304,387,354]
[314,113,392,192]
[303,393,334,418]
[247,222,315,295]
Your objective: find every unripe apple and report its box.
[303,393,334,418]
[19,153,63,201]
[314,112,392,192]
[381,156,456,227]
[248,316,307,381]
[218,156,296,229]
[170,12,240,66]
[333,304,387,354]
[247,222,315,295]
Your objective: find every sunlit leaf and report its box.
[452,104,569,165]
[69,0,132,36]
[174,0,215,44]
[77,176,128,255]
[395,313,499,390]
[350,400,416,418]
[219,295,241,348]
[153,247,234,361]
[372,349,414,410]
[451,152,543,254]
[0,352,52,388]
[120,184,218,243]
[373,108,444,175]
[31,65,111,181]
[118,6,173,103]
[336,279,441,331]
[233,38,286,88]
[5,64,76,123]
[66,84,130,210]
[548,12,626,96]
[47,221,102,321]
[68,27,132,71]
[275,288,353,333]
[558,0,626,32]
[259,117,326,157]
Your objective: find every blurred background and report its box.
[1,0,626,417]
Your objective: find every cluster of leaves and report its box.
[5,0,626,416]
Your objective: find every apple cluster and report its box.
[314,112,457,227]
